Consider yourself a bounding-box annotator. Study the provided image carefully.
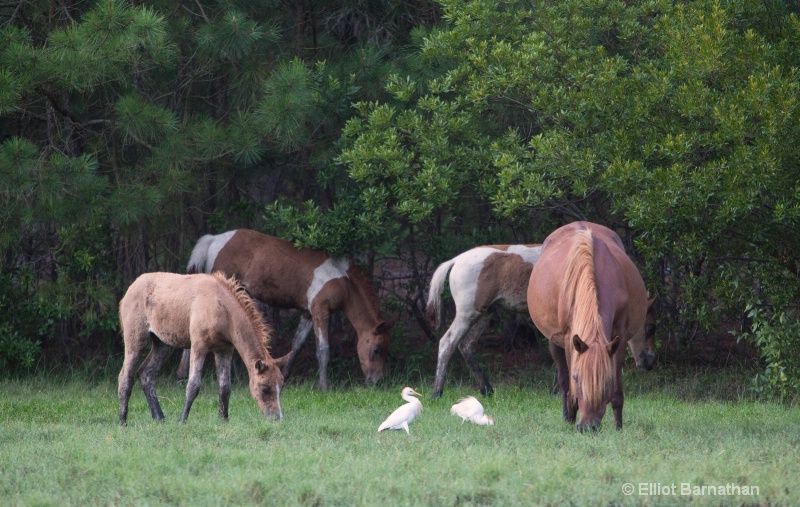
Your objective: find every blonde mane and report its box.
[562,229,613,407]
[212,271,272,350]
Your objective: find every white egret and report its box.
[450,396,494,426]
[378,387,422,434]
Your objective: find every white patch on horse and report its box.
[506,244,543,264]
[204,230,236,273]
[276,382,283,420]
[306,257,350,307]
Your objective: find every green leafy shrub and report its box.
[741,303,800,401]
[0,270,66,375]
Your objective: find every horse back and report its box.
[212,229,322,308]
[528,222,646,346]
[590,233,646,343]
[121,272,233,349]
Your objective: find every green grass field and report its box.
[1,367,797,506]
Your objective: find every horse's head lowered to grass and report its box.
[249,357,285,420]
[528,222,649,432]
[356,320,392,385]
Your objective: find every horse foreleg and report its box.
[312,311,331,391]
[281,317,314,379]
[214,350,234,420]
[549,341,575,423]
[180,347,208,423]
[612,354,625,430]
[137,336,172,422]
[458,315,493,396]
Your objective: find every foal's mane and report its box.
[562,229,613,407]
[212,271,272,349]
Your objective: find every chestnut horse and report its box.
[527,222,648,431]
[180,229,391,389]
[118,272,285,424]
[426,244,656,398]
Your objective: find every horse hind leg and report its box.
[175,349,190,382]
[280,316,314,380]
[458,314,493,396]
[136,335,173,421]
[432,312,477,398]
[214,350,234,420]
[118,330,148,425]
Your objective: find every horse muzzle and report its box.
[637,351,656,371]
[576,421,601,432]
[262,408,283,421]
[364,369,383,386]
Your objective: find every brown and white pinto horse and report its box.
[427,244,656,398]
[181,229,391,390]
[426,245,542,397]
[118,272,285,424]
[527,222,648,431]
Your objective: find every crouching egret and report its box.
[378,387,422,434]
[450,396,494,426]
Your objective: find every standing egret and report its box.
[378,387,423,434]
[450,396,494,426]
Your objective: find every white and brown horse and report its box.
[528,222,648,431]
[181,229,391,390]
[426,244,656,398]
[426,245,543,397]
[118,272,285,424]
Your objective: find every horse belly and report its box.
[144,299,193,349]
[482,254,533,312]
[526,258,566,347]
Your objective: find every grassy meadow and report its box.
[1,366,797,506]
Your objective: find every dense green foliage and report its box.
[2,0,800,395]
[1,371,798,506]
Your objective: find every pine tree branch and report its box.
[38,87,80,124]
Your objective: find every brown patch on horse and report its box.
[212,229,320,309]
[473,252,533,312]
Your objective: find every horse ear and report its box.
[607,336,621,357]
[273,354,289,369]
[374,319,394,335]
[255,359,268,374]
[572,334,588,354]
